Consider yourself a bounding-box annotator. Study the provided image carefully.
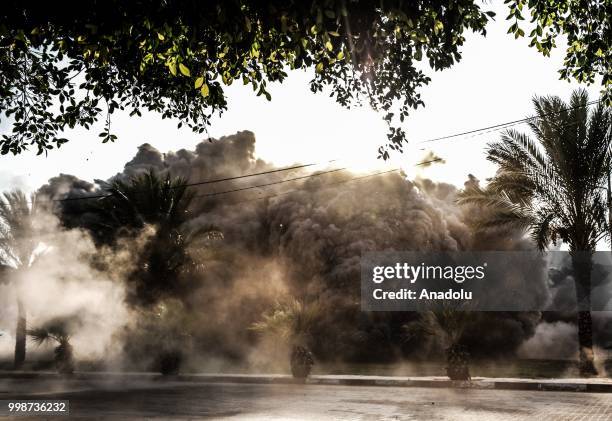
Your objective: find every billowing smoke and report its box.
[3,130,599,372]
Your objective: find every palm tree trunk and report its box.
[446,343,470,381]
[290,344,314,380]
[14,299,26,369]
[571,252,597,376]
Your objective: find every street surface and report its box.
[1,378,612,420]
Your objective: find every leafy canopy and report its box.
[505,0,611,99]
[0,1,609,158]
[0,0,492,157]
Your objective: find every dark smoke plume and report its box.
[28,131,604,370]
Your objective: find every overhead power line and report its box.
[52,158,443,205]
[4,159,444,240]
[56,159,339,202]
[52,96,598,205]
[194,158,444,201]
[55,166,348,203]
[417,100,601,144]
[217,169,402,207]
[47,99,600,204]
[182,159,338,188]
[192,167,348,198]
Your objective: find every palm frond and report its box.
[463,89,612,252]
[88,170,204,244]
[405,301,477,347]
[0,190,41,268]
[251,299,322,344]
[28,318,71,346]
[458,184,533,233]
[529,211,557,250]
[27,328,51,345]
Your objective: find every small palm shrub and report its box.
[251,299,320,380]
[28,321,74,375]
[122,299,192,375]
[156,349,183,376]
[405,301,476,381]
[290,345,315,379]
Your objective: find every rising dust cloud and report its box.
[1,131,609,373]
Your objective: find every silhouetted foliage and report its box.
[404,302,476,380]
[1,2,609,157]
[89,171,220,306]
[120,299,192,375]
[505,0,611,99]
[252,299,320,378]
[0,1,499,157]
[0,190,45,369]
[459,89,612,375]
[28,319,75,375]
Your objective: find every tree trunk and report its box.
[446,343,471,381]
[571,252,597,376]
[290,344,314,380]
[14,299,26,369]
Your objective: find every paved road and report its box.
[2,378,612,420]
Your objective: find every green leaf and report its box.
[315,62,324,73]
[325,40,333,51]
[168,62,177,76]
[433,20,444,35]
[157,33,165,41]
[200,83,210,97]
[194,76,204,89]
[179,63,191,77]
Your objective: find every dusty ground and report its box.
[2,377,612,420]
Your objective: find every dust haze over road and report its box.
[2,378,612,420]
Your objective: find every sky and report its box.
[0,1,603,193]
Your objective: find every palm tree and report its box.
[88,171,220,305]
[126,299,193,375]
[251,299,320,380]
[459,89,612,375]
[404,302,476,380]
[28,320,74,375]
[93,171,194,236]
[0,190,44,369]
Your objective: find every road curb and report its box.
[2,371,612,393]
